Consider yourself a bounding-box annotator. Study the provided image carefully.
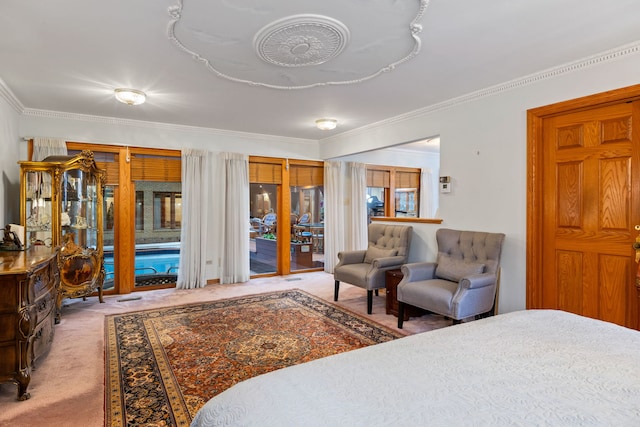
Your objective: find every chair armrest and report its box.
[459,273,496,289]
[337,250,367,266]
[371,255,405,269]
[401,262,437,282]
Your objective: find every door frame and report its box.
[526,83,640,309]
[248,156,325,276]
[65,142,181,294]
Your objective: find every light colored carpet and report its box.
[0,271,451,427]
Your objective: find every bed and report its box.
[191,310,640,426]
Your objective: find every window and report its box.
[395,189,418,217]
[366,166,420,220]
[154,192,182,229]
[367,192,385,217]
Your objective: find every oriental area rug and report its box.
[105,289,404,426]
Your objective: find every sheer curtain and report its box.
[420,169,435,218]
[349,162,368,251]
[177,149,209,289]
[32,137,67,161]
[32,138,67,201]
[323,161,344,273]
[218,152,249,284]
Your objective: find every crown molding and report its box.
[20,108,317,145]
[6,40,640,145]
[322,40,640,142]
[0,77,25,112]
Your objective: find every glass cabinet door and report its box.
[23,170,54,248]
[61,169,99,249]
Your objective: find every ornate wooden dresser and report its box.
[0,246,59,400]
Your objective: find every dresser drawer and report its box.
[30,260,57,301]
[0,342,17,378]
[34,292,55,327]
[0,313,17,342]
[0,281,19,312]
[31,313,55,366]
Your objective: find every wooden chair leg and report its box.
[334,280,340,301]
[398,302,405,329]
[367,290,373,314]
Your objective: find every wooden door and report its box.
[528,88,640,330]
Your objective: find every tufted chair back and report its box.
[368,223,412,261]
[396,228,506,328]
[333,223,413,314]
[436,228,504,275]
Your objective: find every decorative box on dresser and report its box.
[0,246,59,400]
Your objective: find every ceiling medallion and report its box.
[254,15,350,68]
[167,0,430,90]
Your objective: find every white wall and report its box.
[19,114,320,159]
[0,96,21,226]
[320,49,640,314]
[330,145,440,217]
[7,47,640,314]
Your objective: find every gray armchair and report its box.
[334,224,413,314]
[397,228,505,328]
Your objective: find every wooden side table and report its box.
[385,269,425,321]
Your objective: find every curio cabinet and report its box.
[19,150,106,320]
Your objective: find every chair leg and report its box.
[367,290,373,314]
[374,289,379,296]
[334,280,340,301]
[397,302,405,329]
[452,319,462,325]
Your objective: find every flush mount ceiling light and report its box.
[315,118,337,131]
[114,88,146,106]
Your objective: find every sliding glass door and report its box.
[249,158,282,276]
[131,153,182,290]
[289,163,324,272]
[249,183,278,275]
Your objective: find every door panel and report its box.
[598,254,629,325]
[555,250,582,313]
[536,100,639,328]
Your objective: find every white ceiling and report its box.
[2,0,640,142]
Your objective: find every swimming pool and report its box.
[103,244,180,288]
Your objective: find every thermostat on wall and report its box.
[439,176,451,193]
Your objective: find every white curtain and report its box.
[218,152,250,284]
[323,161,344,273]
[32,138,67,199]
[32,137,67,161]
[177,149,209,289]
[349,162,368,250]
[420,169,435,218]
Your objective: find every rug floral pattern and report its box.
[105,289,404,426]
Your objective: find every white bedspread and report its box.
[191,310,640,427]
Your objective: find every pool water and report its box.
[103,247,180,281]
